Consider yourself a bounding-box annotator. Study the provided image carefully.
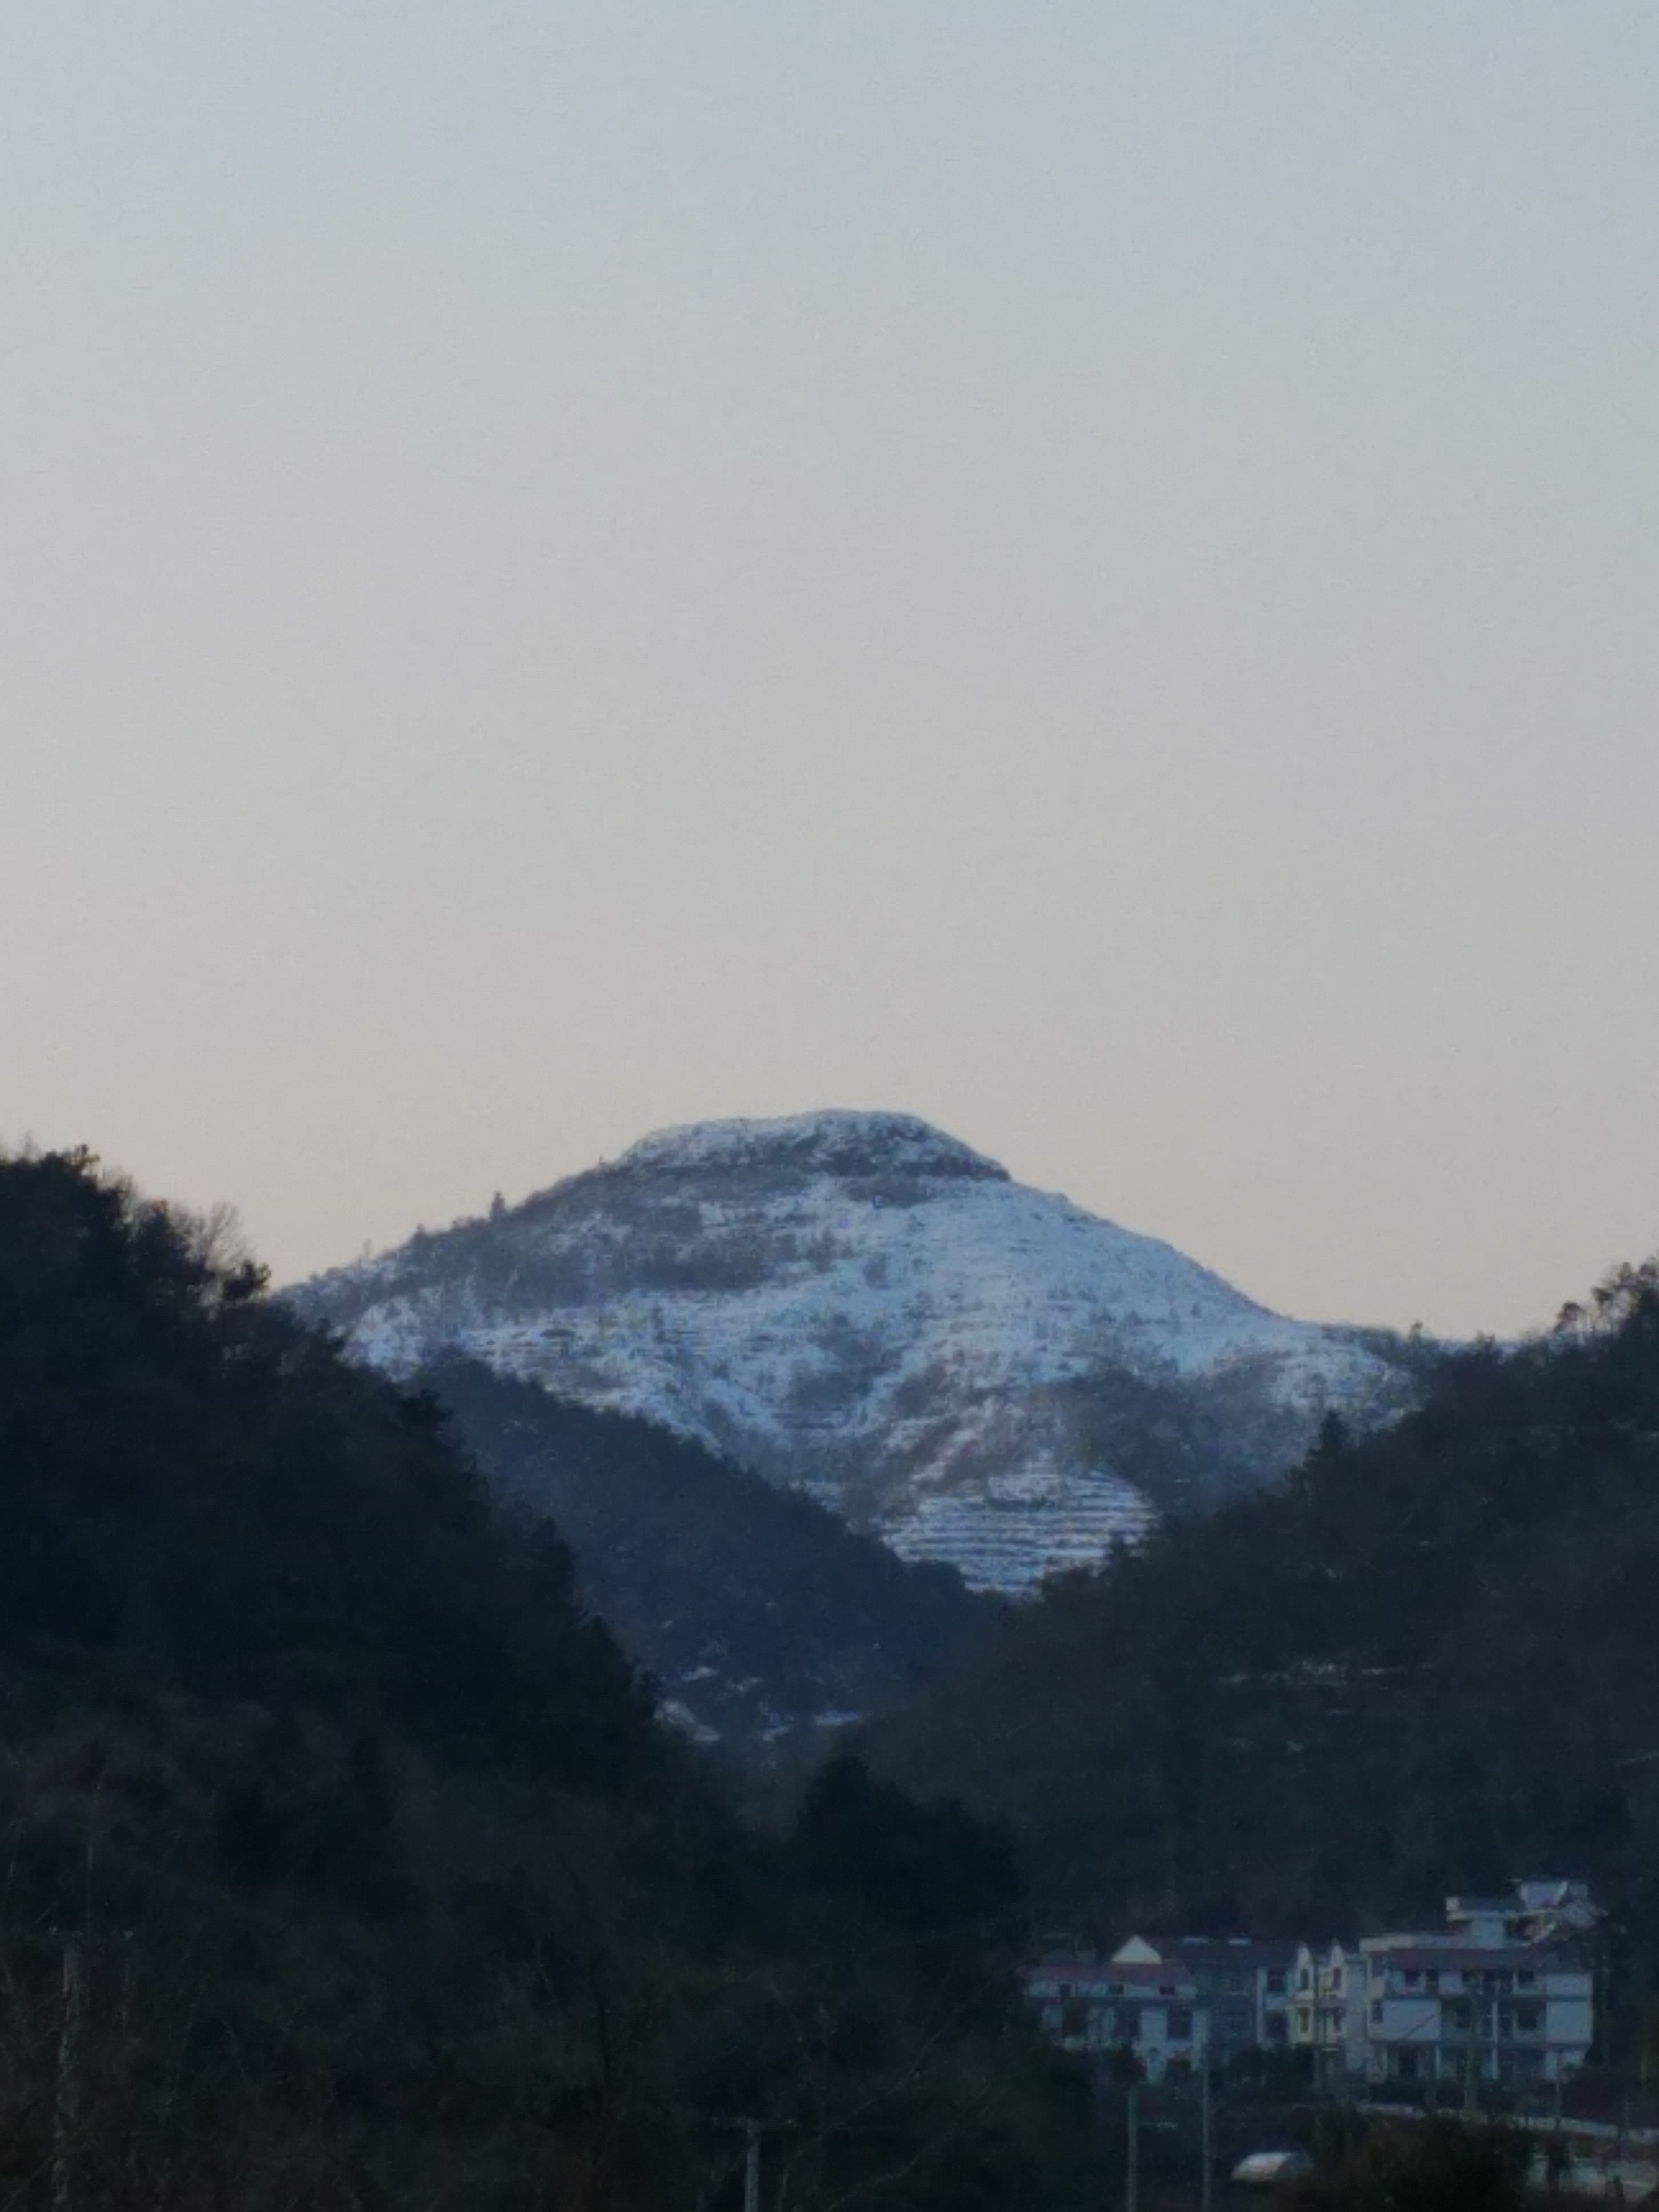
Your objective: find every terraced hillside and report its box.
[296,1111,1415,1591]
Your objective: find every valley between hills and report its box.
[5,1130,1659,2212]
[291,1108,1429,1753]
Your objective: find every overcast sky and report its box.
[4,4,1656,1338]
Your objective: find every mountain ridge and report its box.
[606,1109,1011,1184]
[295,1111,1419,1591]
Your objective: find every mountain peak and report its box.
[612,1110,1010,1185]
[298,1115,1415,1593]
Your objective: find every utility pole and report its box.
[743,2118,760,2212]
[1200,2051,1213,2212]
[50,1934,85,2212]
[710,2112,766,2212]
[1124,2081,1139,2212]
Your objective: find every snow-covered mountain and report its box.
[294,1112,1416,1593]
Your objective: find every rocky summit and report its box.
[293,1111,1417,1592]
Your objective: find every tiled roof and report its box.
[1025,1962,1198,1996]
[1362,1942,1584,1972]
[1157,1938,1300,1968]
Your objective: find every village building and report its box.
[1111,1936,1297,2063]
[1287,1941,1369,2084]
[1023,1950,1209,2082]
[1348,1883,1597,2089]
[1026,1883,1596,2090]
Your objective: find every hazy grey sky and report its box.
[4,4,1657,1338]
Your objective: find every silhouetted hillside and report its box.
[427,1360,992,1749]
[0,1147,1097,2212]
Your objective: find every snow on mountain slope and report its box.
[294,1112,1415,1592]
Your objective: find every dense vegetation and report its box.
[877,1266,1659,2055]
[427,1361,990,1752]
[1286,2115,1531,2212]
[0,1149,1096,2212]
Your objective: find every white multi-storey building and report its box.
[1291,1885,1597,2089]
[1353,1938,1591,2087]
[1028,1884,1596,2090]
[1023,1951,1211,2082]
[1113,1937,1297,2063]
[1289,1941,1365,2084]
[1350,1883,1597,2090]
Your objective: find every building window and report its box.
[1168,2009,1193,2040]
[1371,2001,1384,2024]
[1424,1971,1440,1993]
[1298,1970,1312,1992]
[1517,1971,1538,1990]
[1404,1970,1421,1990]
[1266,1971,1286,1996]
[1297,2008,1312,2035]
[1267,2016,1288,2044]
[1514,2005,1543,2035]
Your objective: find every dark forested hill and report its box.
[0,1149,1096,2212]
[425,1360,992,1751]
[875,1264,1659,2054]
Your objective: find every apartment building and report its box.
[1295,1886,1595,2089]
[1028,1883,1596,2089]
[1350,1888,1596,2089]
[1289,1941,1364,2084]
[1023,1951,1210,2082]
[1113,1937,1297,2062]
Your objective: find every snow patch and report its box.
[298,1112,1413,1594]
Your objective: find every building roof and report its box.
[1119,1935,1299,1970]
[1025,1960,1199,1997]
[1172,1939,1300,1970]
[1362,1942,1585,1972]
